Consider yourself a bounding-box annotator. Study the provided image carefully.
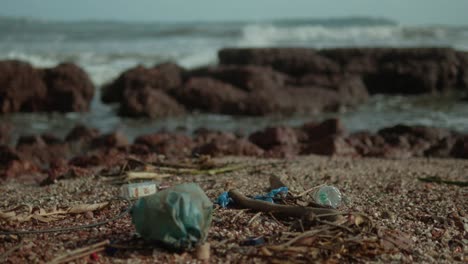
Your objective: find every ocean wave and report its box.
[237,24,468,48]
[238,24,399,47]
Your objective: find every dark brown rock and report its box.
[378,124,453,153]
[65,125,100,142]
[425,137,459,158]
[0,145,21,164]
[451,136,468,158]
[325,47,464,94]
[194,137,263,157]
[319,48,382,74]
[172,77,247,114]
[119,87,185,118]
[187,65,289,92]
[102,62,184,103]
[90,132,129,150]
[296,74,369,106]
[0,145,42,182]
[41,63,95,112]
[193,129,263,156]
[0,60,47,113]
[347,131,388,157]
[302,136,357,156]
[264,145,300,158]
[219,48,341,76]
[134,132,194,157]
[300,118,346,143]
[249,126,298,150]
[16,135,71,166]
[0,123,13,145]
[243,87,341,115]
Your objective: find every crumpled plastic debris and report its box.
[241,236,266,246]
[254,186,288,203]
[131,183,213,249]
[216,191,232,208]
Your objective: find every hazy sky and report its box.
[1,0,468,25]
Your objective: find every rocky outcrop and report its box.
[41,63,95,112]
[0,60,94,113]
[171,77,247,114]
[220,47,468,95]
[119,87,186,118]
[2,120,468,183]
[0,122,12,145]
[101,62,184,103]
[101,47,468,118]
[219,48,341,76]
[0,60,47,113]
[187,65,290,92]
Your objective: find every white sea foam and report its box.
[237,24,401,47]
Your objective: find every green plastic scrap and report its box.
[130,183,213,249]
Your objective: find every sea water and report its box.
[1,16,468,139]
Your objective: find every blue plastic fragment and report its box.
[217,191,232,208]
[241,236,265,246]
[254,186,288,203]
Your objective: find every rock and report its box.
[300,118,346,143]
[243,87,341,115]
[40,133,63,145]
[296,74,369,106]
[377,125,453,156]
[187,65,289,92]
[119,87,186,118]
[302,136,357,156]
[0,145,21,164]
[319,48,382,74]
[340,48,461,94]
[90,132,129,150]
[264,145,300,158]
[193,130,263,156]
[171,77,247,114]
[347,131,388,157]
[16,135,71,166]
[378,125,452,143]
[65,125,100,142]
[457,51,468,88]
[451,136,468,158]
[425,137,459,158]
[41,63,95,112]
[134,132,194,157]
[17,135,48,148]
[0,122,12,145]
[219,48,341,76]
[194,137,264,157]
[0,145,42,182]
[0,60,47,113]
[68,154,102,168]
[102,62,184,103]
[249,126,298,150]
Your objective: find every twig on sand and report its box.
[228,190,339,222]
[50,240,110,264]
[231,209,248,224]
[0,236,24,261]
[418,176,468,187]
[248,212,262,226]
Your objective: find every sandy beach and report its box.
[1,155,466,263]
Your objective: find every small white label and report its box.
[121,182,158,199]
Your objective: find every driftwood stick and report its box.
[228,190,339,221]
[50,240,109,264]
